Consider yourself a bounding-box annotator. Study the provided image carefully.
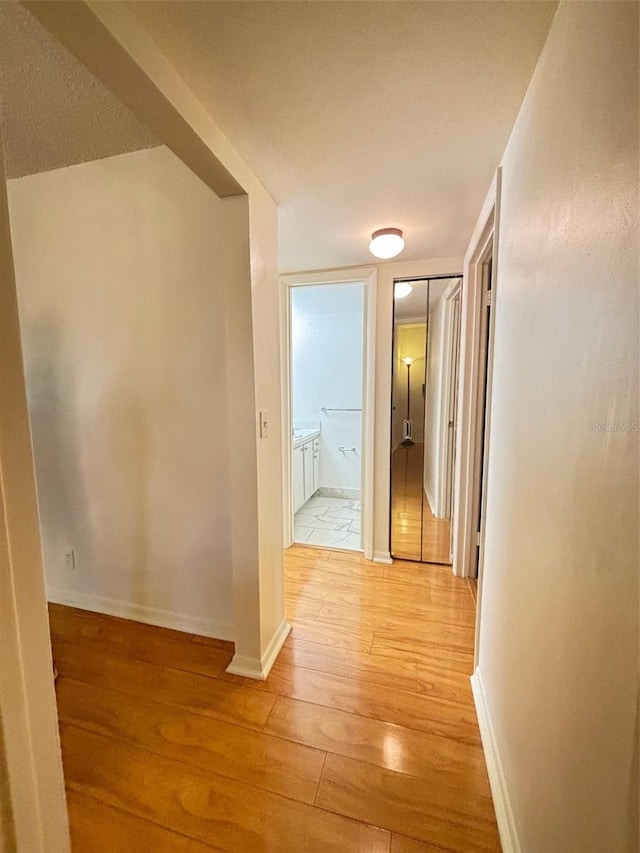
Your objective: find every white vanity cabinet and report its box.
[302,442,314,503]
[292,444,305,512]
[292,431,320,512]
[312,437,320,496]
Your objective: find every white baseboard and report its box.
[424,482,438,518]
[47,587,234,642]
[316,486,361,500]
[471,668,521,853]
[373,550,393,565]
[226,618,291,681]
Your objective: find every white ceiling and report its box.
[0,2,158,180]
[129,1,557,272]
[1,2,556,271]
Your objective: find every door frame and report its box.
[452,168,501,581]
[280,267,377,560]
[0,121,70,851]
[440,279,462,524]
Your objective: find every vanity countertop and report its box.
[292,428,320,448]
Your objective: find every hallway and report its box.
[51,547,499,852]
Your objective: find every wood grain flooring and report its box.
[50,546,499,852]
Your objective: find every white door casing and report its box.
[0,115,70,851]
[452,168,501,583]
[280,267,377,559]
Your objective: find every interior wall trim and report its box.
[471,668,521,853]
[372,550,393,565]
[226,618,291,680]
[47,587,235,642]
[280,267,378,560]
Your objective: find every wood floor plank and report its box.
[287,579,476,616]
[316,600,477,631]
[52,637,276,731]
[48,604,233,678]
[57,679,326,805]
[48,602,234,651]
[383,563,464,589]
[288,617,374,652]
[284,595,323,619]
[316,753,500,853]
[239,663,481,745]
[286,559,386,582]
[61,725,391,853]
[264,696,490,789]
[67,790,218,852]
[286,545,332,562]
[372,622,476,656]
[288,570,469,601]
[391,832,454,852]
[414,665,475,705]
[278,638,419,693]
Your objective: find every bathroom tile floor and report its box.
[294,496,362,551]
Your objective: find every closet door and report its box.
[389,280,428,561]
[390,276,462,565]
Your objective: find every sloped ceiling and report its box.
[0,2,158,180]
[129,1,557,271]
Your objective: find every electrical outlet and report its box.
[65,549,76,571]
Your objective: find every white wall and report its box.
[477,3,639,851]
[9,146,247,640]
[292,283,364,493]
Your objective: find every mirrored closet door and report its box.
[390,276,462,564]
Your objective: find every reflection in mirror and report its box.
[390,276,462,565]
[390,281,428,560]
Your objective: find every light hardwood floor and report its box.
[50,547,498,852]
[391,445,452,564]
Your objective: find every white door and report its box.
[292,445,305,512]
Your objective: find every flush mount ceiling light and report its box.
[369,227,405,260]
[394,282,413,299]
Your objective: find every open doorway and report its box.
[289,282,365,552]
[281,269,376,558]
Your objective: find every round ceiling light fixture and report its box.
[394,282,413,299]
[369,227,405,260]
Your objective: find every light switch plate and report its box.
[259,411,269,438]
